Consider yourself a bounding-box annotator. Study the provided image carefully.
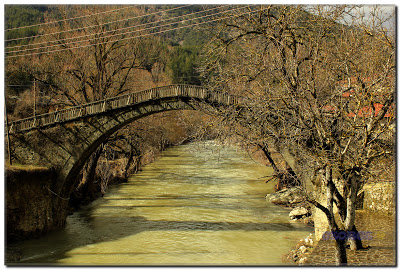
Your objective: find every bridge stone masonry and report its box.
[6,84,241,235]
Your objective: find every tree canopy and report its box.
[200,5,395,265]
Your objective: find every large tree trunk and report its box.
[344,173,363,250]
[332,170,364,251]
[348,224,364,250]
[333,230,348,265]
[325,165,348,265]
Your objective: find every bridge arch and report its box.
[59,98,197,198]
[8,85,239,202]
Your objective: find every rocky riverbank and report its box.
[265,186,313,225]
[283,233,315,265]
[265,186,315,264]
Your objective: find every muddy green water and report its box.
[10,141,312,265]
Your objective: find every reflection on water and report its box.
[9,141,313,265]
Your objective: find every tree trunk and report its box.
[258,143,300,189]
[77,145,104,199]
[325,165,348,265]
[348,224,364,250]
[334,231,348,265]
[258,143,280,174]
[123,142,141,179]
[311,198,349,266]
[332,176,363,251]
[344,173,362,250]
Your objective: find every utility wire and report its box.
[7,5,257,58]
[6,5,229,54]
[6,5,191,44]
[6,5,133,32]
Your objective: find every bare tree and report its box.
[7,5,170,199]
[13,5,164,106]
[200,5,395,265]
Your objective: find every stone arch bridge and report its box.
[7,85,241,210]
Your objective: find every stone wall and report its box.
[6,165,66,242]
[360,182,395,214]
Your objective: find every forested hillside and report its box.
[5,5,47,46]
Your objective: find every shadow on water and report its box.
[10,211,312,265]
[7,186,315,265]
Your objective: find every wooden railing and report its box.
[7,85,239,134]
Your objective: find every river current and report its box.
[9,141,312,265]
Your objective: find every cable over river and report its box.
[9,141,313,265]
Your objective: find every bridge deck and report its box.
[7,85,238,134]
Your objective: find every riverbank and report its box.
[284,209,395,266]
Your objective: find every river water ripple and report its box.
[9,141,313,265]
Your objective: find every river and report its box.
[8,141,313,265]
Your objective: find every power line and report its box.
[6,5,134,32]
[7,5,256,58]
[6,5,228,54]
[6,5,191,44]
[8,5,223,52]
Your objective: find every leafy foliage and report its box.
[5,5,47,46]
[167,46,202,85]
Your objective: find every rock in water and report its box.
[289,206,309,219]
[265,186,305,205]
